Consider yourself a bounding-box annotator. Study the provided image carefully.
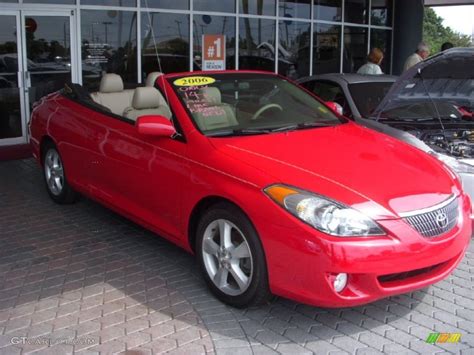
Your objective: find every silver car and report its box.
[298,48,474,219]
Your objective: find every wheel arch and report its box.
[187,195,253,253]
[39,135,57,165]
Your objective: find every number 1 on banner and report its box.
[214,38,221,59]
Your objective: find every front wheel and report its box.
[196,203,271,308]
[42,142,78,204]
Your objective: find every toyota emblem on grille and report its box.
[435,212,448,228]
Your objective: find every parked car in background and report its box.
[298,48,474,216]
[297,73,397,120]
[30,71,471,308]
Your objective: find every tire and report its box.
[42,142,78,204]
[196,202,271,308]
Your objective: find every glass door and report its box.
[0,12,26,146]
[21,11,77,126]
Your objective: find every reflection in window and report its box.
[0,15,22,139]
[343,26,367,73]
[238,18,276,72]
[81,0,135,5]
[344,0,369,24]
[314,0,341,21]
[25,16,72,111]
[24,0,74,3]
[279,0,310,19]
[141,13,189,77]
[371,29,392,74]
[239,0,275,16]
[81,10,137,90]
[193,15,235,70]
[194,0,234,12]
[141,0,188,9]
[278,21,310,79]
[313,24,341,74]
[371,0,393,27]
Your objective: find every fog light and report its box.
[333,273,348,293]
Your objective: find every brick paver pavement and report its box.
[0,159,473,354]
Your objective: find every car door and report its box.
[84,111,188,241]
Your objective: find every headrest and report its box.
[132,87,164,110]
[146,72,164,87]
[199,87,221,104]
[99,74,124,93]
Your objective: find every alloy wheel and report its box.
[44,149,64,196]
[202,219,253,296]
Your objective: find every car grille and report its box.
[402,196,459,238]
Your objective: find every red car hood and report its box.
[211,123,459,220]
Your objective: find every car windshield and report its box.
[169,73,344,136]
[348,82,394,118]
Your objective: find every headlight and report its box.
[264,185,385,237]
[433,153,474,175]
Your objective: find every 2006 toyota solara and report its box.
[29,71,472,308]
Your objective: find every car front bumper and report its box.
[253,193,472,308]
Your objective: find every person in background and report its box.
[441,42,454,51]
[403,42,430,71]
[357,48,384,75]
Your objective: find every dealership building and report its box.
[0,0,470,152]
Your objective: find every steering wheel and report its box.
[251,103,283,120]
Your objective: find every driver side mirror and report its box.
[136,115,176,137]
[325,101,344,115]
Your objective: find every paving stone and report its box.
[2,159,474,355]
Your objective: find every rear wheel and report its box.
[42,142,78,204]
[196,203,271,307]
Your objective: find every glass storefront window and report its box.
[141,12,189,77]
[194,0,234,13]
[81,0,136,5]
[81,10,138,90]
[343,26,367,73]
[238,18,276,72]
[279,0,310,20]
[193,15,235,70]
[371,0,393,27]
[278,20,310,79]
[313,23,341,75]
[314,0,341,21]
[24,0,74,3]
[0,15,22,139]
[344,0,369,24]
[141,0,188,10]
[239,0,275,16]
[371,28,391,73]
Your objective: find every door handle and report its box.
[17,72,22,89]
[24,71,31,88]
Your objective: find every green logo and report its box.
[426,333,461,343]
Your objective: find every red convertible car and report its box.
[30,71,471,308]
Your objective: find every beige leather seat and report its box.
[123,87,172,122]
[146,72,164,87]
[193,87,238,131]
[91,74,134,115]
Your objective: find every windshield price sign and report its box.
[202,34,226,71]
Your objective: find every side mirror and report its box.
[326,101,344,115]
[136,115,176,137]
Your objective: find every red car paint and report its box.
[29,71,471,307]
